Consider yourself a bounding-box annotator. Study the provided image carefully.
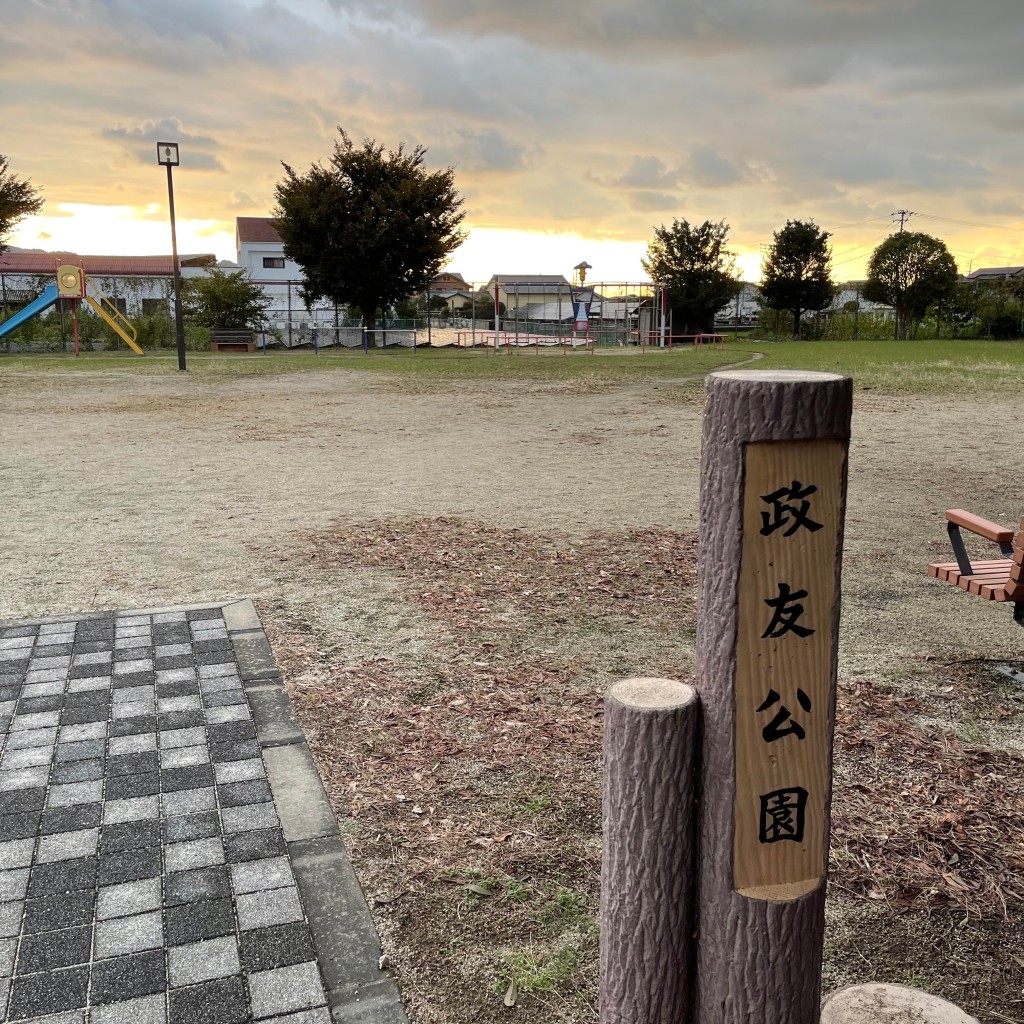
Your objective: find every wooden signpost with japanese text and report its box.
[696,370,852,1024]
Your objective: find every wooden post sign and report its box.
[734,438,845,899]
[696,370,852,1024]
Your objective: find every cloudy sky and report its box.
[4,0,1024,282]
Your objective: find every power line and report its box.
[892,209,915,232]
[916,211,1022,233]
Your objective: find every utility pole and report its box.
[892,209,915,233]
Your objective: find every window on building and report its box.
[109,297,128,317]
[263,257,285,269]
[141,298,168,318]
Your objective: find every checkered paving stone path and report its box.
[0,608,330,1023]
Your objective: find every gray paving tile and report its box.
[157,695,202,714]
[23,889,94,933]
[116,616,151,628]
[90,949,166,1005]
[161,788,216,817]
[167,935,240,987]
[236,886,303,930]
[7,964,89,1017]
[22,680,65,697]
[229,855,294,895]
[96,877,163,920]
[0,746,53,770]
[104,796,160,824]
[221,802,280,834]
[167,974,247,1024]
[55,739,105,762]
[259,1009,331,1024]
[109,732,157,755]
[0,868,30,902]
[0,901,23,937]
[6,727,58,749]
[165,837,224,873]
[36,828,99,863]
[94,910,164,957]
[113,686,154,705]
[66,675,111,692]
[47,781,103,807]
[59,722,107,742]
[198,664,237,680]
[238,923,316,974]
[156,668,197,685]
[159,744,210,769]
[0,765,49,791]
[0,839,35,870]
[155,644,191,658]
[72,651,112,667]
[114,625,151,639]
[0,935,14,976]
[11,711,61,731]
[159,727,206,749]
[90,992,167,1024]
[213,758,266,785]
[247,961,326,1019]
[205,704,252,725]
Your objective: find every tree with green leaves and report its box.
[273,129,466,343]
[759,220,834,340]
[862,232,958,340]
[935,281,980,338]
[0,155,44,254]
[181,268,270,330]
[642,219,741,334]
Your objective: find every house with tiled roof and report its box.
[481,275,573,312]
[0,250,217,317]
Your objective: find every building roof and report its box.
[964,266,1024,281]
[0,251,216,276]
[236,217,283,244]
[486,274,572,290]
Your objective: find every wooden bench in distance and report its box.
[927,509,1024,626]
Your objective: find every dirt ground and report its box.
[2,363,1022,1021]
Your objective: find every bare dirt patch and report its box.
[2,366,1023,1022]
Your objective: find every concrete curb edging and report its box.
[223,598,411,1024]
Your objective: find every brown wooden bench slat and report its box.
[946,508,1015,543]
[928,508,1024,618]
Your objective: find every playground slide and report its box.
[0,284,59,339]
[84,294,144,355]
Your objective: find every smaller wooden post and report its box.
[601,677,700,1024]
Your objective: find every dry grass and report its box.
[262,514,1024,1022]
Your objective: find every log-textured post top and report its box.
[710,369,846,383]
[608,677,697,711]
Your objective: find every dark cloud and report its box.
[629,191,681,213]
[616,157,678,190]
[102,118,227,171]
[687,146,745,188]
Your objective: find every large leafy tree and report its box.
[0,155,44,254]
[642,219,741,334]
[181,268,270,330]
[273,129,466,342]
[759,220,834,340]
[862,232,958,340]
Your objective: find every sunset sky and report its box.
[5,0,1024,284]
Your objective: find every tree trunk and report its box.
[794,307,803,341]
[696,370,852,1024]
[601,678,700,1024]
[362,307,377,347]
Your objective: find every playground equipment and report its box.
[0,263,144,355]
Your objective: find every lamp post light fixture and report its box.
[156,142,187,371]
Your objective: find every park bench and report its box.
[927,509,1024,625]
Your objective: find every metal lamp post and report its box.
[157,142,187,371]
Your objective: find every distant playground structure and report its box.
[0,262,143,355]
[258,278,748,352]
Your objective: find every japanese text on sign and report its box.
[733,441,846,900]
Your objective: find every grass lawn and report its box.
[3,336,1023,393]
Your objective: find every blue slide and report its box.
[0,283,59,339]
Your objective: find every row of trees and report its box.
[642,215,967,340]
